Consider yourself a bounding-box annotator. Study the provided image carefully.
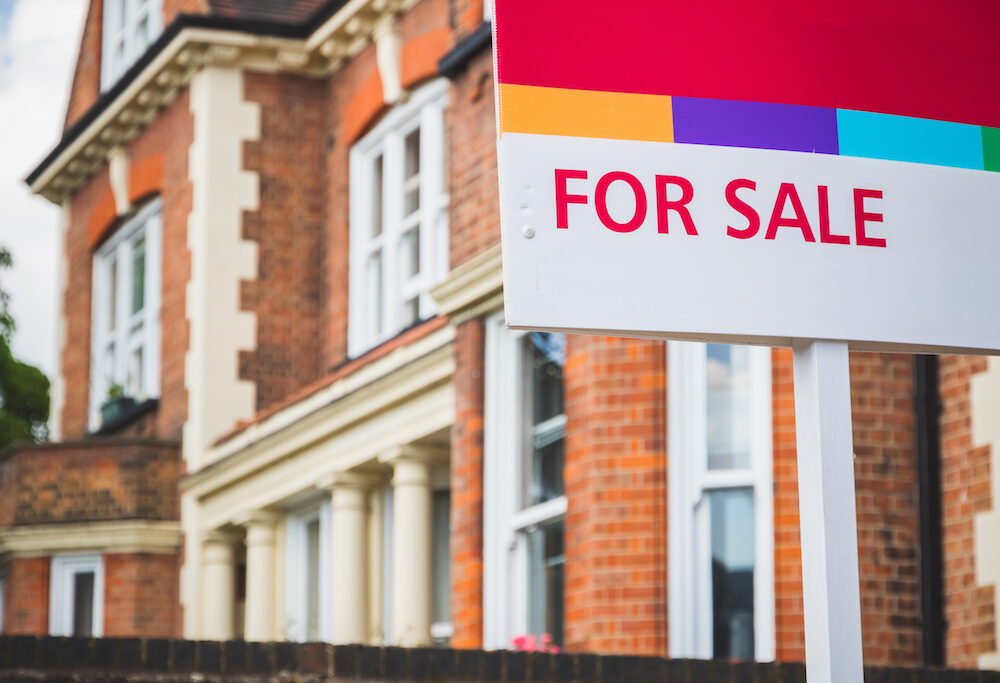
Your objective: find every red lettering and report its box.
[554,169,588,229]
[854,188,886,247]
[765,182,816,242]
[595,171,647,233]
[655,175,698,235]
[817,185,850,244]
[725,179,759,239]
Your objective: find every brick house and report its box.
[7,0,1000,670]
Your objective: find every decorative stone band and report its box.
[0,520,181,558]
[499,84,1000,173]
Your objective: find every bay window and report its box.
[484,315,566,649]
[348,79,449,356]
[89,200,161,430]
[668,342,774,661]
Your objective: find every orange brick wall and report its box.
[564,335,668,655]
[162,0,208,25]
[64,0,103,129]
[773,351,924,667]
[449,318,486,648]
[104,553,180,637]
[241,73,325,411]
[2,558,49,635]
[61,90,193,441]
[445,48,499,269]
[939,355,996,666]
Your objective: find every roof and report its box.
[208,0,331,24]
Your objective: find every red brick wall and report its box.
[939,355,996,667]
[445,48,499,269]
[1,558,49,635]
[241,73,325,411]
[162,0,208,25]
[449,318,485,648]
[61,90,193,441]
[0,441,180,526]
[564,335,667,655]
[104,553,180,637]
[64,0,103,129]
[772,351,923,667]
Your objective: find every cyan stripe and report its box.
[836,109,984,170]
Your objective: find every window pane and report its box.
[134,16,149,53]
[401,297,419,329]
[108,257,118,332]
[131,237,145,315]
[116,0,126,29]
[432,491,451,640]
[306,518,321,641]
[527,520,564,648]
[529,435,564,506]
[528,332,565,425]
[72,572,96,637]
[706,344,751,470]
[128,347,143,396]
[403,129,420,216]
[399,227,420,279]
[366,250,383,338]
[709,488,755,660]
[372,155,384,238]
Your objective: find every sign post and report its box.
[492,2,1000,680]
[792,340,863,681]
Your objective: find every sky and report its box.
[0,0,86,378]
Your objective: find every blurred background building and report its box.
[0,0,997,671]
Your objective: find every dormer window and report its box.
[101,0,163,91]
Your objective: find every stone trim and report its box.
[429,244,503,325]
[0,521,181,558]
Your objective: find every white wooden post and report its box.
[792,339,864,683]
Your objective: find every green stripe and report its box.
[984,127,1000,172]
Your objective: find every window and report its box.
[49,554,104,637]
[484,315,567,649]
[0,574,5,634]
[668,342,774,661]
[101,0,163,90]
[89,200,161,429]
[349,79,449,356]
[285,503,330,642]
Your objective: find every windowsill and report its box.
[91,398,159,436]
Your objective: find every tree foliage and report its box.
[0,246,50,448]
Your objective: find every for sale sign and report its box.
[493,0,1000,354]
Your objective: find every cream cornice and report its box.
[32,0,420,205]
[0,520,181,558]
[183,324,455,497]
[429,244,503,324]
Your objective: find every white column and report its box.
[324,473,372,644]
[241,512,279,641]
[383,447,438,646]
[201,531,238,640]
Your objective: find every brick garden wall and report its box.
[2,637,998,682]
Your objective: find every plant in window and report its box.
[510,633,561,653]
[100,379,135,425]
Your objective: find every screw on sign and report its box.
[491,1,1000,681]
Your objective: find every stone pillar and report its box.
[383,446,439,646]
[242,512,279,641]
[324,473,373,644]
[201,531,238,640]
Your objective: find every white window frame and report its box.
[348,78,449,357]
[667,341,774,661]
[101,0,163,91]
[483,314,568,649]
[89,199,162,430]
[285,502,331,642]
[49,554,104,637]
[0,574,5,634]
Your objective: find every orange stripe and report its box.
[500,84,673,142]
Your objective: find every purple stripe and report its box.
[672,97,840,154]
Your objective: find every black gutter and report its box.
[26,0,350,187]
[915,354,945,666]
[438,21,492,79]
